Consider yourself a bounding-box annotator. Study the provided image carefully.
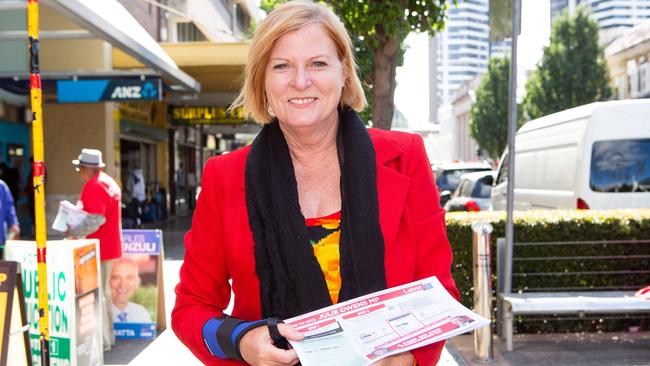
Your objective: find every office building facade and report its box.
[430,0,512,122]
[431,0,490,117]
[551,0,650,42]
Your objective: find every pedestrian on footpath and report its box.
[0,177,20,254]
[72,148,123,351]
[172,2,459,366]
[0,162,21,205]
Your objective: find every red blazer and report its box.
[172,129,459,366]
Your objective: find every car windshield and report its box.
[471,177,493,198]
[436,168,491,192]
[590,138,650,193]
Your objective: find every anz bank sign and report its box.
[57,79,162,103]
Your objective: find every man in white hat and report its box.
[73,148,122,351]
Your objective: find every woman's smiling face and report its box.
[264,22,346,130]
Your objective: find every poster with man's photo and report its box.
[74,244,103,366]
[113,230,162,339]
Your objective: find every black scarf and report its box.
[245,106,387,320]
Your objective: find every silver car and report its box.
[443,171,497,212]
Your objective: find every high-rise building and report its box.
[490,38,513,58]
[430,0,490,121]
[429,0,512,122]
[550,0,583,24]
[589,0,650,30]
[551,0,650,42]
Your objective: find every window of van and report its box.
[496,154,508,185]
[590,138,650,193]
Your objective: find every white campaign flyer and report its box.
[285,276,489,366]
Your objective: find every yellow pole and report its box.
[27,1,50,365]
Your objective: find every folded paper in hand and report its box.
[52,200,106,238]
[285,276,490,366]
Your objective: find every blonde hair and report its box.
[231,1,366,124]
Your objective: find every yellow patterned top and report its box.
[305,211,342,304]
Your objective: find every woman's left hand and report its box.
[370,352,414,366]
[239,323,304,365]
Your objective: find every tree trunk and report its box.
[371,33,400,130]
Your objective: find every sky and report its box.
[394,0,551,124]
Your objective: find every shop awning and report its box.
[43,0,201,93]
[113,42,249,93]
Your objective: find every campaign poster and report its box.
[73,245,102,366]
[113,230,161,339]
[6,241,74,366]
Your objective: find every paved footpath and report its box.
[451,331,650,366]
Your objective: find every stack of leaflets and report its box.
[52,200,106,238]
[286,276,489,366]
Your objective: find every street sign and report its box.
[170,106,247,125]
[57,79,162,103]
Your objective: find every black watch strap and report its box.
[267,317,289,350]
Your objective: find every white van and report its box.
[491,99,650,210]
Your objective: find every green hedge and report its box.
[445,209,650,333]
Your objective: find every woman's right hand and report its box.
[239,323,304,365]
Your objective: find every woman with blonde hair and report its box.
[172,2,458,365]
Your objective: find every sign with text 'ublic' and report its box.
[5,239,103,366]
[57,79,162,103]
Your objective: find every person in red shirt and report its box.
[73,148,123,351]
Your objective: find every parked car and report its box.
[491,99,650,210]
[434,161,492,206]
[444,171,496,212]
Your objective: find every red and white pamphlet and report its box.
[285,276,489,366]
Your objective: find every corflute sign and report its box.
[6,240,103,366]
[57,79,162,103]
[113,230,163,340]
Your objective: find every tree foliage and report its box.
[469,56,521,160]
[488,0,512,41]
[523,6,611,120]
[260,0,455,129]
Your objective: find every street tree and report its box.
[469,56,520,159]
[523,6,611,120]
[261,0,455,130]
